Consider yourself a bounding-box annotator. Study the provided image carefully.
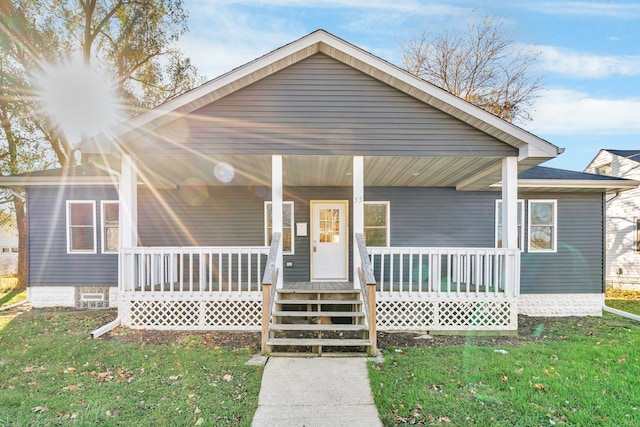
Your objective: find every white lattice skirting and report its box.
[376,296,518,331]
[121,294,262,330]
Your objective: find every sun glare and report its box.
[34,58,120,144]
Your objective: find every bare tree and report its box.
[402,15,541,123]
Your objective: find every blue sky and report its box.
[179,0,640,172]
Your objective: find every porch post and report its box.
[501,156,518,249]
[502,156,518,295]
[119,154,138,249]
[119,154,137,295]
[272,155,284,288]
[353,156,364,288]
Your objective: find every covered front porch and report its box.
[116,153,522,338]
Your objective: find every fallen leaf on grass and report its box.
[64,367,76,374]
[222,374,232,382]
[533,383,546,392]
[62,384,81,391]
[23,365,45,373]
[31,406,48,413]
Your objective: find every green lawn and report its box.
[606,288,640,316]
[0,308,263,426]
[369,312,640,426]
[0,277,25,308]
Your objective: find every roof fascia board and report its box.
[491,179,639,191]
[0,177,117,186]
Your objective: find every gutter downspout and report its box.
[0,287,31,312]
[91,316,121,339]
[603,297,640,322]
[87,158,122,339]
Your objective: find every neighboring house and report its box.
[0,225,18,276]
[1,31,636,345]
[585,149,640,290]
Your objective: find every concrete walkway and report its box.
[251,357,383,427]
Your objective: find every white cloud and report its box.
[526,88,640,135]
[531,1,640,18]
[535,46,640,78]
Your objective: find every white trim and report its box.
[66,200,97,254]
[495,200,524,251]
[310,200,349,281]
[364,201,390,247]
[0,177,116,186]
[264,201,295,255]
[272,155,283,288]
[491,179,640,191]
[527,199,557,253]
[101,201,119,254]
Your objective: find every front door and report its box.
[311,201,349,281]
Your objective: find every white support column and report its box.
[119,154,138,293]
[120,154,138,248]
[353,156,364,288]
[502,156,519,296]
[272,155,284,288]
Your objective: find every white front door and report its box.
[311,201,349,281]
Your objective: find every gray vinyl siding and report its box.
[132,54,517,157]
[28,185,604,293]
[520,193,604,294]
[27,186,118,287]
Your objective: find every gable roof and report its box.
[82,29,560,163]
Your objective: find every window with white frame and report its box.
[528,200,557,252]
[364,201,390,247]
[265,201,294,254]
[101,201,119,253]
[495,200,524,250]
[67,201,96,253]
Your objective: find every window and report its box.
[364,202,390,247]
[528,200,557,252]
[495,200,524,250]
[101,201,119,253]
[67,201,96,253]
[595,163,612,176]
[265,201,294,254]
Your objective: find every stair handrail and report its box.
[261,232,281,354]
[355,233,377,356]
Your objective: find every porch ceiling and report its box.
[136,154,505,189]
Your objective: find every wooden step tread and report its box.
[275,299,362,305]
[267,338,371,346]
[269,323,368,331]
[278,289,359,294]
[272,310,365,317]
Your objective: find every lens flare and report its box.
[214,162,235,183]
[179,177,209,206]
[33,57,120,144]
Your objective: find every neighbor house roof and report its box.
[82,29,561,165]
[603,149,640,162]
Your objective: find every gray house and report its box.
[1,31,635,352]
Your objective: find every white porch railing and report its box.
[119,246,269,330]
[368,247,520,331]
